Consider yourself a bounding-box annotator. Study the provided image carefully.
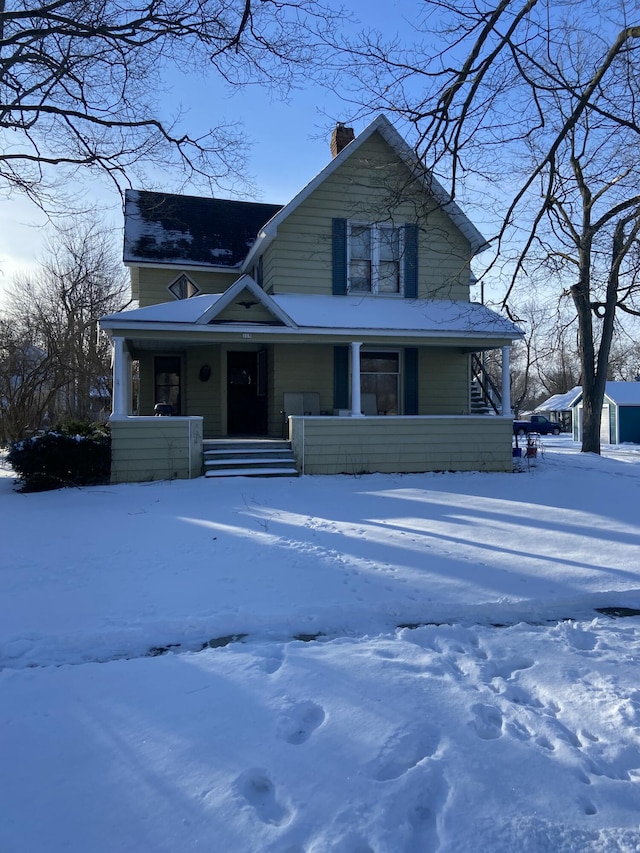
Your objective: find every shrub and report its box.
[8,422,111,492]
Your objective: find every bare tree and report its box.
[336,0,640,452]
[0,0,343,207]
[0,317,59,442]
[3,218,129,431]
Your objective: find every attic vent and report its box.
[331,123,355,158]
[168,274,200,300]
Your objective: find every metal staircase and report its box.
[471,354,502,415]
[203,439,299,478]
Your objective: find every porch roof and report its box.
[101,289,522,343]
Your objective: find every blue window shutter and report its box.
[332,218,348,295]
[404,224,418,298]
[404,348,419,414]
[334,346,349,409]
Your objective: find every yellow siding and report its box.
[130,267,140,302]
[263,132,471,301]
[110,417,203,482]
[135,267,239,306]
[214,297,277,324]
[137,354,156,415]
[290,416,512,474]
[185,346,222,435]
[269,345,335,435]
[419,349,469,414]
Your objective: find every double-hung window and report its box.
[348,223,402,295]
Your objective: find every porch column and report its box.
[350,341,364,417]
[111,336,131,418]
[501,345,512,416]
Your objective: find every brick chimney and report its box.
[330,123,355,158]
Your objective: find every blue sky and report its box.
[0,0,473,298]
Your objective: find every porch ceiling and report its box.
[122,331,513,354]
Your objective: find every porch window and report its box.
[348,224,402,294]
[154,356,181,414]
[361,351,399,415]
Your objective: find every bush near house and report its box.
[8,422,111,492]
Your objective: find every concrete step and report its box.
[204,456,296,470]
[203,439,298,478]
[205,466,299,478]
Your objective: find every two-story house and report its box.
[100,115,522,482]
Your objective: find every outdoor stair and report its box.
[470,380,493,415]
[203,439,299,478]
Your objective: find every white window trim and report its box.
[347,222,404,296]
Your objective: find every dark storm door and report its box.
[227,351,268,435]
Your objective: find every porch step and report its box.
[471,381,492,415]
[203,439,299,478]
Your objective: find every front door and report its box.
[227,351,267,435]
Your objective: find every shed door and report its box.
[600,404,610,443]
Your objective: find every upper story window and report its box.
[348,223,402,295]
[332,219,417,298]
[168,273,200,300]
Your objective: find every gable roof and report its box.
[535,387,582,412]
[603,382,640,406]
[123,190,282,269]
[568,382,640,408]
[242,114,490,272]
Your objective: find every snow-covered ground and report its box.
[2,437,640,852]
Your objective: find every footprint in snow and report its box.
[470,703,503,740]
[234,768,291,826]
[367,725,440,781]
[277,700,326,745]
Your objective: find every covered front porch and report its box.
[101,284,520,482]
[106,334,515,481]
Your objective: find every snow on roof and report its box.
[271,294,520,336]
[535,387,582,412]
[604,382,640,405]
[103,293,224,324]
[102,291,521,339]
[123,190,282,268]
[544,382,640,410]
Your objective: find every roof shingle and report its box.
[124,190,282,268]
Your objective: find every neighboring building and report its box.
[572,382,640,445]
[534,387,582,433]
[100,115,522,482]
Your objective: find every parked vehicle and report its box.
[513,414,562,436]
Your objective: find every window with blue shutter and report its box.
[403,348,419,414]
[403,224,418,298]
[332,219,348,295]
[333,346,349,409]
[334,219,417,296]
